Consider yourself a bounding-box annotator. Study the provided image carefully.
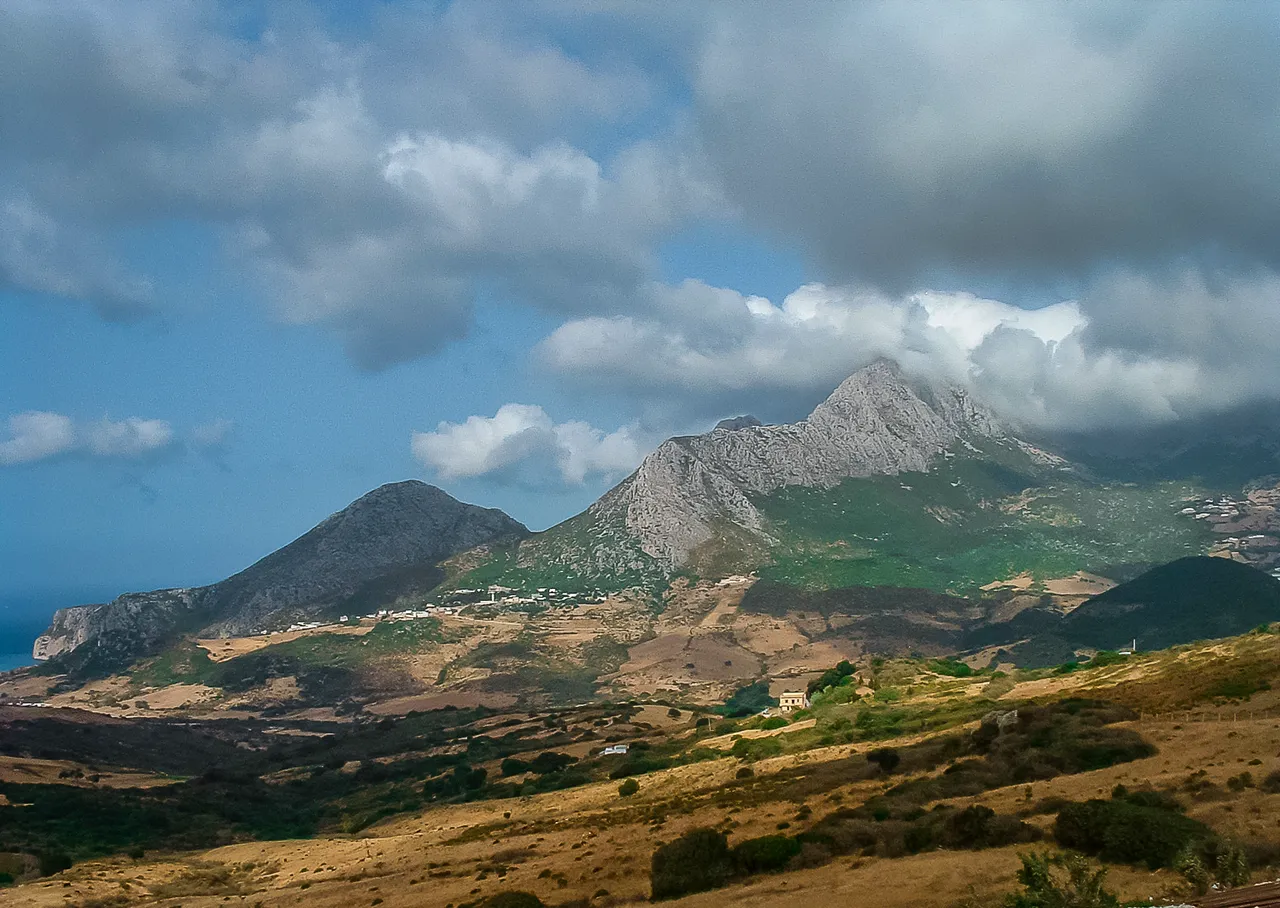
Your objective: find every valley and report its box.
[3,628,1280,907]
[8,363,1280,907]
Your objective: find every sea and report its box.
[0,591,103,675]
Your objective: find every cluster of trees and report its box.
[807,660,857,697]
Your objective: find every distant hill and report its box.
[1059,556,1280,652]
[34,482,527,675]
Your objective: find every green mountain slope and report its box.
[1060,556,1280,651]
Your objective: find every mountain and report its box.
[1058,555,1280,651]
[461,360,1160,592]
[34,482,527,674]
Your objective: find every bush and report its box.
[500,758,530,776]
[528,752,577,774]
[735,766,755,779]
[758,717,788,730]
[1262,769,1280,793]
[866,747,901,774]
[650,828,737,900]
[1005,851,1119,908]
[1086,651,1128,669]
[808,660,857,697]
[485,893,545,908]
[732,835,801,874]
[38,851,72,877]
[928,659,975,678]
[1054,798,1210,869]
[730,736,783,762]
[618,778,639,797]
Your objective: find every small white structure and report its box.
[1117,639,1138,656]
[778,691,810,712]
[600,744,629,756]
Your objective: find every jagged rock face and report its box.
[714,415,763,431]
[33,589,204,663]
[36,481,527,665]
[582,360,1008,569]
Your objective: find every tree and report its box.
[618,778,639,797]
[1005,852,1119,908]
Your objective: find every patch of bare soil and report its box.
[195,623,374,662]
[0,755,177,789]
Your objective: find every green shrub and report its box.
[808,660,857,696]
[928,659,975,678]
[758,717,788,730]
[528,752,577,774]
[866,747,901,774]
[1005,851,1119,908]
[0,871,14,886]
[618,779,639,798]
[609,756,671,778]
[1262,769,1280,793]
[1054,798,1210,869]
[37,851,72,877]
[730,736,784,762]
[484,892,545,908]
[650,828,737,900]
[500,758,530,776]
[732,835,801,874]
[1086,651,1128,669]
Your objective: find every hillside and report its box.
[1060,556,1280,651]
[33,482,527,674]
[3,625,1280,907]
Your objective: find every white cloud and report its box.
[0,412,76,466]
[87,418,175,458]
[0,412,191,466]
[537,278,1273,432]
[412,403,646,485]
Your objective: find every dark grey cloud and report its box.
[693,2,1280,291]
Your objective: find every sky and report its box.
[5,1,1280,631]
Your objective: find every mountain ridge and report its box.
[487,360,1066,584]
[34,481,527,672]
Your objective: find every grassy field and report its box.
[5,629,1280,907]
[754,455,1214,592]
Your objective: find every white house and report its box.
[778,691,810,712]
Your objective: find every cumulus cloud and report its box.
[0,412,76,466]
[87,417,174,458]
[0,412,227,466]
[412,404,646,485]
[537,278,1278,432]
[0,2,713,367]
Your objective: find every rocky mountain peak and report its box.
[714,415,764,432]
[574,360,1017,573]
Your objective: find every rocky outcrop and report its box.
[35,481,527,668]
[578,360,1010,569]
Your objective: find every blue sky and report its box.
[4,1,1280,635]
